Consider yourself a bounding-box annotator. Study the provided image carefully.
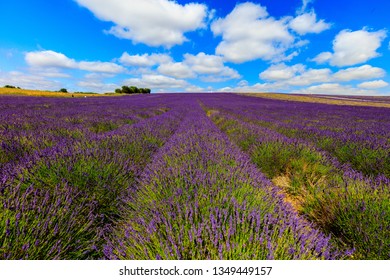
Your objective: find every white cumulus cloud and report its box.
[119,52,172,67]
[313,28,387,66]
[259,63,386,88]
[333,65,385,81]
[211,2,294,63]
[311,51,332,64]
[125,74,188,90]
[259,63,305,81]
[183,52,240,78]
[300,83,376,95]
[25,50,77,68]
[77,61,125,73]
[156,52,241,81]
[298,0,313,14]
[289,11,331,35]
[75,0,208,48]
[157,62,195,79]
[26,50,125,73]
[0,70,62,90]
[259,63,332,86]
[288,68,332,86]
[358,80,389,89]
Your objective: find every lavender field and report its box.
[1,93,389,260]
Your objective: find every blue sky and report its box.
[1,0,389,95]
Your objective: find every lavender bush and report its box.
[1,93,388,259]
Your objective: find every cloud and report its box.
[0,70,61,90]
[78,61,125,73]
[25,50,76,68]
[157,62,195,79]
[184,52,226,75]
[185,84,206,92]
[75,0,208,48]
[259,63,385,88]
[237,80,249,87]
[259,63,305,81]
[157,62,196,78]
[288,68,332,86]
[211,2,294,63]
[313,28,387,66]
[183,52,240,79]
[299,83,376,95]
[119,52,172,67]
[298,0,313,14]
[311,51,332,64]
[358,80,389,89]
[125,74,188,90]
[25,50,125,73]
[289,11,331,35]
[27,67,71,78]
[333,65,385,81]
[156,52,240,81]
[259,63,332,86]
[118,51,240,82]
[76,81,118,92]
[230,82,285,93]
[217,78,289,93]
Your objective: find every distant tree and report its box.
[4,85,16,88]
[130,86,138,94]
[117,85,151,94]
[139,88,151,94]
[59,88,68,93]
[121,86,131,94]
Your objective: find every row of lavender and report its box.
[2,92,386,259]
[201,93,390,259]
[1,95,182,259]
[105,97,343,259]
[209,94,390,178]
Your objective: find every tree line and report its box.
[4,85,21,89]
[115,86,151,94]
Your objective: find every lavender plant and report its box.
[202,94,390,259]
[1,93,388,260]
[105,99,343,260]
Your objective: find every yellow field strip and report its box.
[0,88,114,97]
[238,92,390,108]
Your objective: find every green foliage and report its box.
[89,121,119,133]
[111,123,331,260]
[251,142,297,178]
[121,86,131,93]
[210,111,390,260]
[317,181,390,259]
[334,144,390,178]
[59,88,68,93]
[118,85,151,94]
[19,156,133,224]
[0,183,98,260]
